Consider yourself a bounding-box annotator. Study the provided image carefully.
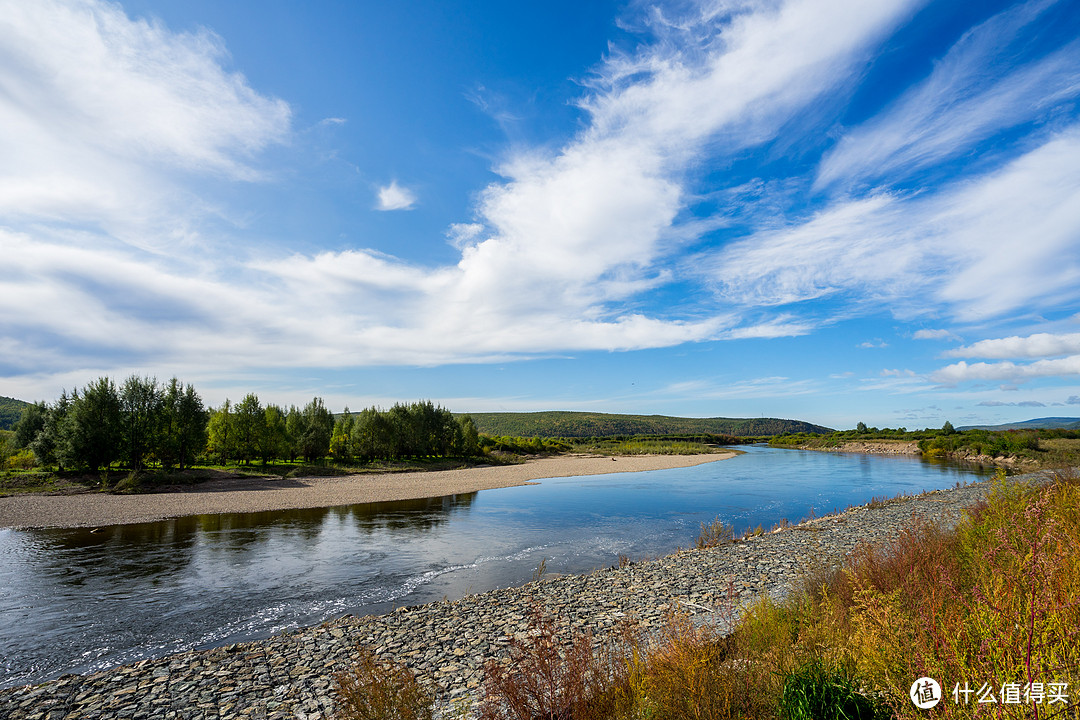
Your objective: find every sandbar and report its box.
[0,453,735,530]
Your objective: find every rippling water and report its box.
[0,446,990,688]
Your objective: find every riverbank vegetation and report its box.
[2,377,735,495]
[2,375,489,492]
[771,421,1080,469]
[335,470,1080,719]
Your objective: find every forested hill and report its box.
[960,417,1080,431]
[0,395,31,430]
[460,411,832,438]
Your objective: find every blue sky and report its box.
[2,0,1080,430]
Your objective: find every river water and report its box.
[0,446,990,689]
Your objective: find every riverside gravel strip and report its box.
[0,475,1015,720]
[0,453,735,530]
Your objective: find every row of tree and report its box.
[12,376,483,472]
[332,402,480,462]
[206,397,480,464]
[14,376,207,473]
[207,395,338,465]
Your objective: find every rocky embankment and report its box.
[0,479,1005,720]
[794,440,1041,469]
[797,440,920,455]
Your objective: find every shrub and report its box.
[476,610,623,720]
[5,448,36,470]
[335,647,434,720]
[696,516,734,548]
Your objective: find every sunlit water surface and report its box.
[0,446,990,688]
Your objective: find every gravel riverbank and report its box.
[0,471,1020,720]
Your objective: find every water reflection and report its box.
[0,448,988,689]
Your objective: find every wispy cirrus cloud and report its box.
[815,0,1080,191]
[0,0,290,245]
[6,0,1080,413]
[978,400,1046,407]
[1,0,924,390]
[712,125,1080,321]
[254,0,919,358]
[913,329,960,341]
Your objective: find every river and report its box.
[0,446,990,689]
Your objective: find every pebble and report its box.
[0,476,1025,719]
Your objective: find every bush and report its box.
[696,516,734,548]
[4,448,36,470]
[335,647,434,720]
[476,610,622,720]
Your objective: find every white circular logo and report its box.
[910,677,942,709]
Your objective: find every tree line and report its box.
[14,376,207,473]
[11,375,482,473]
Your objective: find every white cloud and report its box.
[445,223,485,249]
[0,0,290,241]
[977,400,1046,407]
[932,356,1080,384]
[946,332,1080,359]
[375,180,417,211]
[662,376,820,400]
[815,0,1080,190]
[18,0,1079,398]
[711,125,1080,320]
[913,328,960,341]
[720,316,816,339]
[250,0,919,360]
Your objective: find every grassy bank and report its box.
[335,470,1080,719]
[0,455,524,496]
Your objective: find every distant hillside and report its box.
[459,411,832,438]
[960,417,1080,431]
[0,395,31,430]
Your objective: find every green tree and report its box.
[120,375,161,472]
[158,379,207,470]
[297,397,333,462]
[13,401,47,449]
[60,377,122,473]
[285,405,303,462]
[207,400,237,464]
[330,407,355,462]
[351,407,391,461]
[29,392,70,469]
[233,393,264,464]
[457,415,480,456]
[856,421,868,433]
[942,420,956,435]
[261,404,290,464]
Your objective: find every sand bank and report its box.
[0,453,734,530]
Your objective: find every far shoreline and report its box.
[0,452,735,530]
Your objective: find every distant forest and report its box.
[459,411,832,438]
[0,396,31,430]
